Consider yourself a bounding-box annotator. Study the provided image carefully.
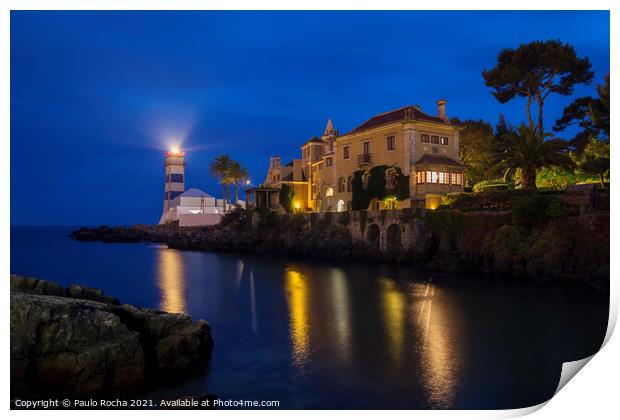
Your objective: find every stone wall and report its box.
[276,208,426,252]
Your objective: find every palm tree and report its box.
[228,161,249,205]
[209,155,232,206]
[494,124,572,190]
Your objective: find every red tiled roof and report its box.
[414,154,464,167]
[347,106,448,134]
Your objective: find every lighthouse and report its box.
[159,147,185,224]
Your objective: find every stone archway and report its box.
[366,224,381,250]
[325,187,334,211]
[386,224,401,254]
[337,199,346,212]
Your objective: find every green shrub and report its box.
[511,195,568,227]
[425,209,464,242]
[442,190,535,211]
[491,225,529,256]
[351,165,409,210]
[219,207,251,230]
[255,208,278,230]
[279,184,294,213]
[472,179,513,192]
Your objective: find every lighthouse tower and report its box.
[159,148,185,224]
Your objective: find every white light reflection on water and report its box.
[329,268,352,364]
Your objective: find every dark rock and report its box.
[112,305,213,373]
[154,320,213,372]
[10,275,64,297]
[66,284,120,305]
[10,275,214,397]
[10,293,145,395]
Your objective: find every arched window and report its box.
[325,187,334,197]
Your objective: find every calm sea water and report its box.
[11,226,608,409]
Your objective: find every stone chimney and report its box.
[436,99,448,122]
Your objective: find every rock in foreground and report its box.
[10,274,214,398]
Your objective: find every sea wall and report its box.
[10,275,214,398]
[71,207,609,290]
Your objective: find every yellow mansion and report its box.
[263,100,464,211]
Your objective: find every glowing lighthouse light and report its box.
[167,144,184,156]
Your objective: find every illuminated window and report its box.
[431,135,439,144]
[438,172,449,184]
[416,171,425,184]
[386,135,396,151]
[421,134,430,143]
[440,136,449,145]
[343,145,350,160]
[426,171,438,183]
[451,173,462,186]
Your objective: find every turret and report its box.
[321,117,338,154]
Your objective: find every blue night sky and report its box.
[11,11,609,226]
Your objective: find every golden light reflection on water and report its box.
[411,282,458,408]
[329,269,351,362]
[157,248,187,314]
[381,278,405,365]
[285,269,311,371]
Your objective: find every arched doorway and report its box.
[366,224,381,250]
[337,199,346,212]
[386,224,401,254]
[325,187,334,211]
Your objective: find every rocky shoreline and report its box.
[70,208,610,292]
[10,275,214,400]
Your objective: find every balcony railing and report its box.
[357,153,372,166]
